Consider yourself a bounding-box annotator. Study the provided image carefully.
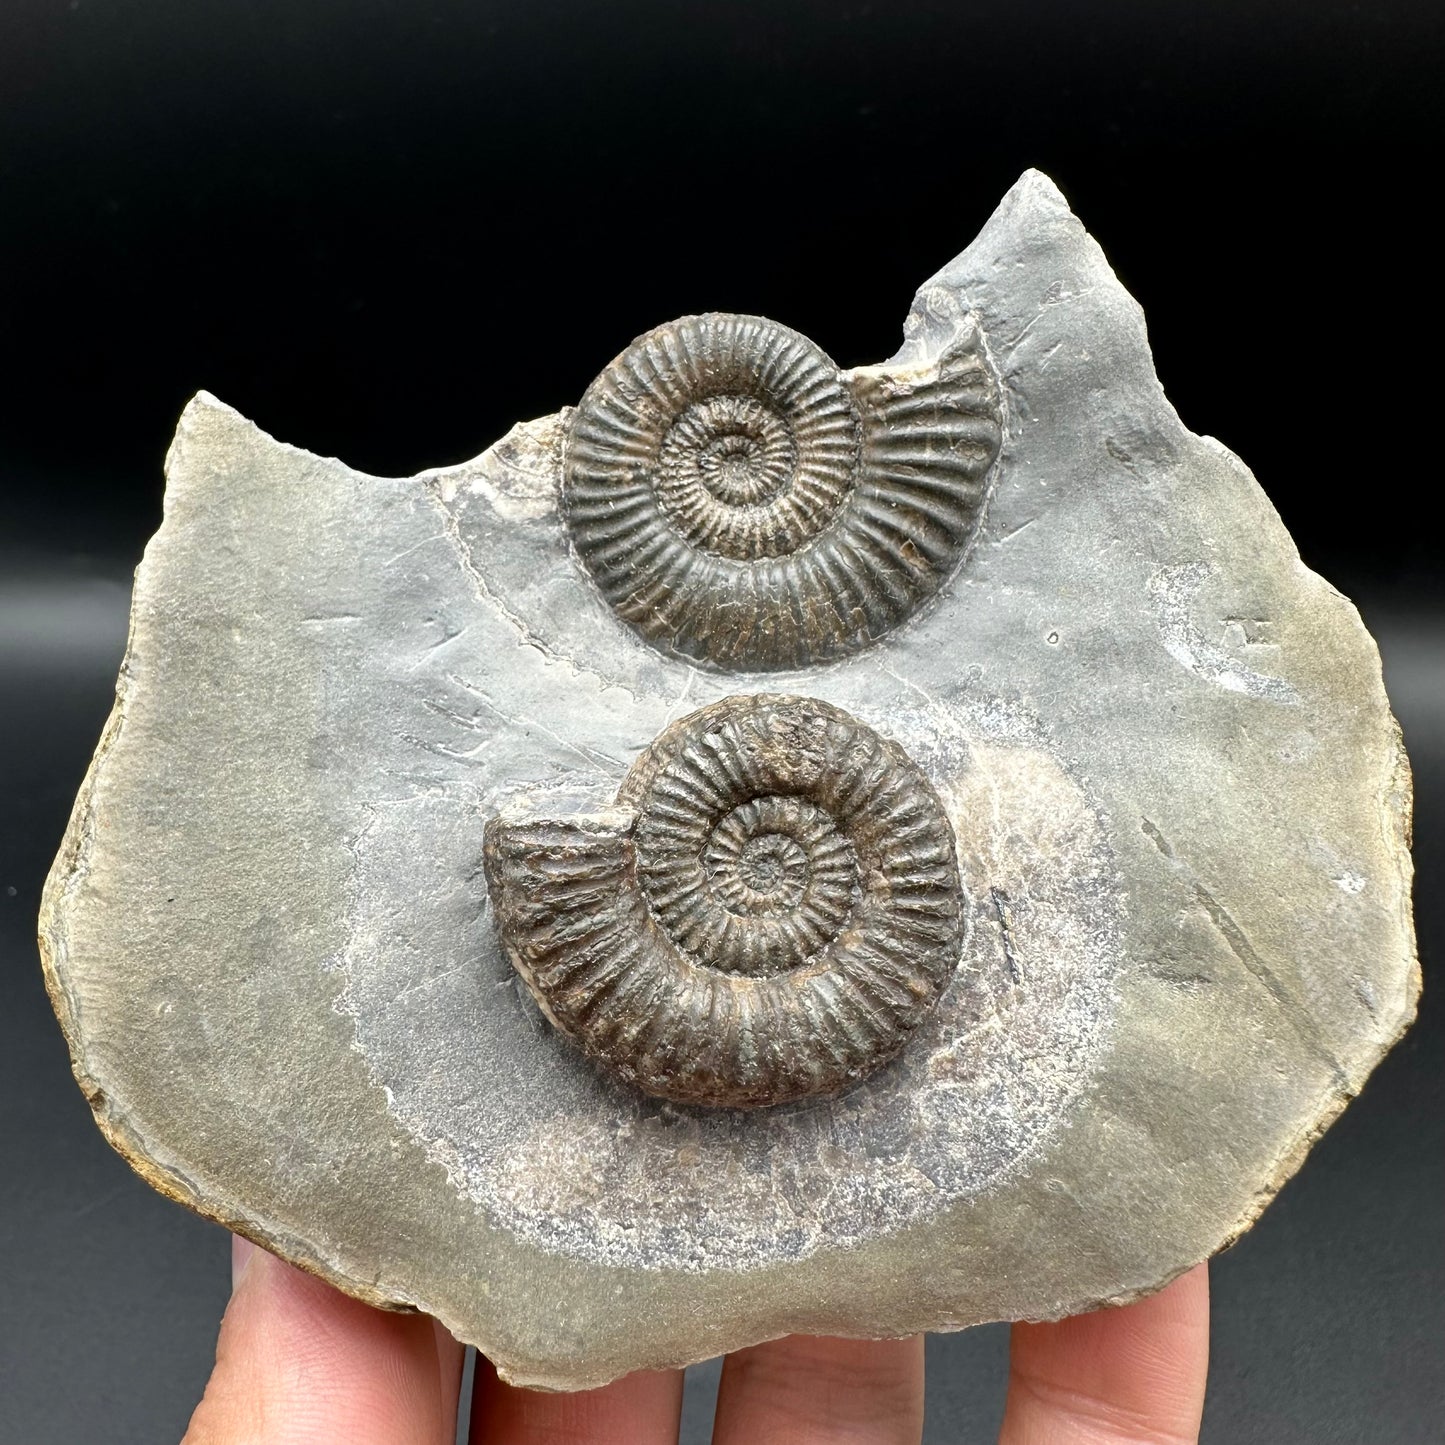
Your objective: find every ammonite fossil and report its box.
[482,694,966,1108]
[562,312,1003,671]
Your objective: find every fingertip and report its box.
[187,1244,460,1445]
[1001,1263,1210,1445]
[230,1233,254,1290]
[470,1357,684,1445]
[713,1333,925,1445]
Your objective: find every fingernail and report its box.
[231,1233,256,1290]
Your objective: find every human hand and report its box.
[183,1236,1208,1443]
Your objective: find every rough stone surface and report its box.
[39,171,1417,1389]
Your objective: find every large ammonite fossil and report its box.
[562,313,1002,671]
[483,694,966,1108]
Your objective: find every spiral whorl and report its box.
[562,312,1002,671]
[483,695,966,1108]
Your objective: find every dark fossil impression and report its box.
[483,695,966,1108]
[563,312,1003,670]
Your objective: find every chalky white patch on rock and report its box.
[337,699,1122,1272]
[1149,561,1300,704]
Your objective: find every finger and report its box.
[435,1318,465,1415]
[998,1262,1210,1445]
[182,1234,464,1445]
[712,1333,925,1445]
[469,1356,683,1444]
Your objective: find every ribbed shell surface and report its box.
[562,313,1002,671]
[483,695,966,1108]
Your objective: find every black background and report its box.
[2,2,1440,1441]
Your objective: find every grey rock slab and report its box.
[39,170,1417,1389]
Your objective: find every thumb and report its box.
[182,1235,462,1445]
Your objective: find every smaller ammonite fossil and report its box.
[483,694,966,1108]
[562,312,1002,671]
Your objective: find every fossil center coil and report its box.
[483,694,966,1108]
